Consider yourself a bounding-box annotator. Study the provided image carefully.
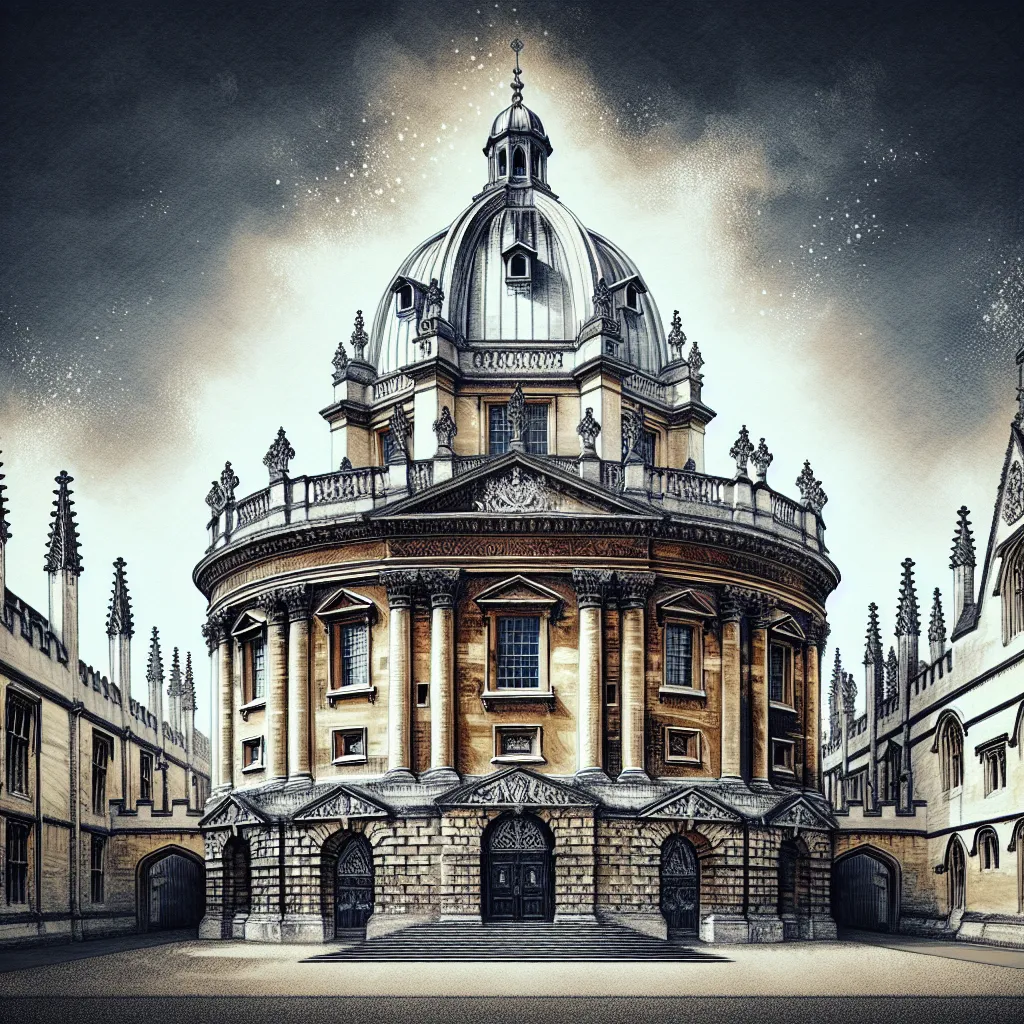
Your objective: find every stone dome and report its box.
[487,102,549,148]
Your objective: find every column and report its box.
[202,619,220,792]
[381,570,418,777]
[572,569,612,776]
[216,620,234,791]
[750,613,770,786]
[283,585,312,786]
[260,593,289,782]
[422,569,461,778]
[617,572,655,781]
[806,628,823,791]
[719,589,743,779]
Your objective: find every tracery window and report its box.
[981,742,1007,796]
[488,402,548,455]
[979,829,1000,871]
[939,717,964,792]
[4,691,33,797]
[91,733,111,815]
[5,821,29,905]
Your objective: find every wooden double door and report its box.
[483,815,554,922]
[335,836,374,934]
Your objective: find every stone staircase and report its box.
[302,920,729,962]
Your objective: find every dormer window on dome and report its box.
[611,275,648,315]
[397,284,414,312]
[392,276,425,319]
[502,241,536,289]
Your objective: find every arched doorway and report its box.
[482,814,554,922]
[138,847,205,931]
[334,835,374,934]
[222,835,251,936]
[777,838,813,939]
[660,834,699,936]
[947,836,966,920]
[832,847,898,932]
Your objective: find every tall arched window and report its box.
[1001,539,1024,642]
[938,716,964,791]
[530,147,540,178]
[512,145,527,178]
[498,148,508,177]
[946,836,966,914]
[977,828,999,871]
[397,283,414,312]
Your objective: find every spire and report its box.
[182,652,196,711]
[105,557,134,638]
[895,557,920,637]
[885,646,899,700]
[864,602,882,664]
[43,470,83,575]
[928,588,947,644]
[950,506,976,568]
[168,646,182,697]
[0,449,10,544]
[510,38,524,107]
[828,648,842,732]
[146,627,164,685]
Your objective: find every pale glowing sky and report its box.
[2,2,1022,732]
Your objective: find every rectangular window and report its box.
[772,739,795,774]
[242,737,263,770]
[496,616,541,689]
[90,835,105,903]
[331,621,369,689]
[5,821,29,905]
[983,745,1006,796]
[140,751,153,802]
[665,623,695,688]
[769,643,793,705]
[243,635,266,704]
[416,682,430,707]
[664,727,702,764]
[488,404,548,455]
[91,734,110,815]
[332,728,366,763]
[493,725,542,763]
[5,693,33,797]
[380,428,396,465]
[605,682,618,706]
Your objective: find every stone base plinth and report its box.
[747,915,785,943]
[601,912,668,940]
[365,912,437,939]
[699,913,749,944]
[244,914,281,943]
[280,914,329,943]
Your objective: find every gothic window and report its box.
[496,616,541,689]
[90,835,106,903]
[488,402,548,455]
[939,716,964,791]
[1001,539,1024,643]
[978,829,999,871]
[331,621,370,690]
[5,820,29,905]
[379,428,396,465]
[241,633,266,705]
[530,147,540,178]
[771,738,795,775]
[947,837,966,912]
[91,733,112,815]
[621,424,657,466]
[664,727,702,765]
[396,283,414,312]
[509,252,529,278]
[512,145,527,178]
[664,622,695,688]
[140,751,153,803]
[769,642,795,707]
[242,737,263,771]
[498,148,508,176]
[884,744,902,802]
[4,691,33,797]
[493,725,543,763]
[331,728,367,764]
[981,742,1007,796]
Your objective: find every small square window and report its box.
[332,729,367,763]
[493,725,543,763]
[496,616,541,689]
[242,738,263,771]
[416,682,430,707]
[772,739,795,774]
[664,727,701,764]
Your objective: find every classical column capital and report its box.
[380,568,419,608]
[808,615,830,652]
[204,609,235,648]
[572,569,615,608]
[616,571,656,609]
[720,585,772,623]
[255,591,288,623]
[421,568,461,609]
[279,583,312,621]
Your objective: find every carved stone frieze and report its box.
[441,767,594,809]
[470,350,564,371]
[474,467,554,514]
[293,785,389,822]
[200,795,263,829]
[643,788,741,823]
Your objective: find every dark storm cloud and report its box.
[1,0,1022,466]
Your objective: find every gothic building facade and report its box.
[0,459,210,947]
[196,44,840,945]
[824,362,1024,948]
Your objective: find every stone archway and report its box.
[334,835,374,934]
[832,845,899,933]
[481,813,554,922]
[137,845,205,932]
[222,835,251,937]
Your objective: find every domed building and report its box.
[196,43,840,946]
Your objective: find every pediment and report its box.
[437,767,597,809]
[656,589,718,623]
[474,574,563,609]
[640,786,742,823]
[764,795,834,832]
[198,794,267,829]
[293,784,390,822]
[231,609,266,636]
[315,587,377,620]
[372,452,661,519]
[769,613,807,642]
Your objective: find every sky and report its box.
[1,0,1023,734]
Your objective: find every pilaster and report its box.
[719,588,744,779]
[382,569,418,777]
[282,585,312,787]
[258,594,289,782]
[572,569,613,777]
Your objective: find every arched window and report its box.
[509,253,528,278]
[1001,538,1024,642]
[530,147,540,178]
[978,829,999,871]
[498,148,508,177]
[397,284,414,312]
[938,716,964,791]
[512,145,527,178]
[946,836,966,914]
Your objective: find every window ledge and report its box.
[326,685,377,707]
[659,686,706,701]
[772,766,796,776]
[239,699,265,722]
[664,757,702,766]
[770,701,798,713]
[332,755,368,766]
[6,790,33,803]
[491,754,546,765]
[241,763,265,774]
[481,689,555,710]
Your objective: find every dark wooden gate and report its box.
[146,852,204,930]
[335,836,374,933]
[660,835,699,936]
[483,816,553,922]
[832,851,893,931]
